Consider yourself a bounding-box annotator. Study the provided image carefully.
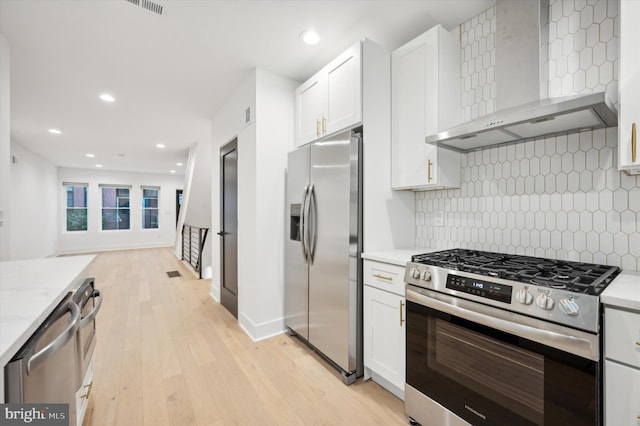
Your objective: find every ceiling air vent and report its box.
[124,0,163,16]
[141,0,163,15]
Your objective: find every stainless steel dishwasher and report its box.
[4,292,81,425]
[73,278,101,423]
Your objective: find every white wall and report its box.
[0,35,10,262]
[176,141,213,278]
[362,40,415,252]
[251,69,298,338]
[210,68,298,341]
[9,142,58,259]
[57,167,183,254]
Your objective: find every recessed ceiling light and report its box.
[156,143,165,149]
[99,93,115,102]
[300,30,320,45]
[86,153,95,158]
[176,162,183,166]
[95,164,103,168]
[48,128,62,135]
[170,170,176,174]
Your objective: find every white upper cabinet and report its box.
[618,0,640,174]
[391,24,461,190]
[295,42,362,146]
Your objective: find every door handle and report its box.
[632,122,636,163]
[400,300,405,326]
[216,231,227,236]
[300,185,309,262]
[80,289,102,329]
[27,301,80,375]
[306,184,316,265]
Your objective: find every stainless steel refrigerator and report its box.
[285,129,363,385]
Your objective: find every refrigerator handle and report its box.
[300,185,309,262]
[27,301,81,375]
[307,184,317,265]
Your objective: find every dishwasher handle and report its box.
[27,301,81,375]
[80,289,102,328]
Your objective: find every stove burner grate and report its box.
[412,249,621,295]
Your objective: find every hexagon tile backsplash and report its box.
[415,128,640,271]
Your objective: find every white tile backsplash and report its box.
[415,128,640,271]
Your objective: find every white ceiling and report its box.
[0,0,493,175]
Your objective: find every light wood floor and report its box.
[81,248,407,426]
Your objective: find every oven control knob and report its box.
[420,270,431,281]
[411,268,421,279]
[559,299,580,316]
[515,289,533,305]
[535,293,555,310]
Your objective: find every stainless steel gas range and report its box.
[403,248,620,426]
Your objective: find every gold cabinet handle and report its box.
[373,273,392,281]
[635,341,640,346]
[427,159,433,182]
[400,300,405,326]
[81,381,93,400]
[322,115,326,134]
[632,122,637,163]
[316,119,320,137]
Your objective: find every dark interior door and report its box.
[176,189,183,225]
[220,139,238,318]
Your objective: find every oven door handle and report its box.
[406,287,599,361]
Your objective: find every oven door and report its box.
[405,286,601,426]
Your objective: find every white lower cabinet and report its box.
[604,306,640,425]
[75,356,94,426]
[605,361,640,426]
[363,259,406,400]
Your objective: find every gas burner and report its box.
[412,249,621,295]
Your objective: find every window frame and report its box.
[141,186,160,230]
[64,182,88,232]
[100,185,131,231]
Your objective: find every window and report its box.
[101,186,130,230]
[65,183,88,231]
[142,187,159,229]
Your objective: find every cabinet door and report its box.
[619,0,640,173]
[363,285,405,392]
[392,40,428,188]
[605,361,640,426]
[295,73,325,147]
[391,25,460,190]
[325,42,362,136]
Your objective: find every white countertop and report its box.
[0,255,96,367]
[601,271,640,312]
[362,247,440,266]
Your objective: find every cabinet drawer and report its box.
[363,260,406,296]
[605,307,640,366]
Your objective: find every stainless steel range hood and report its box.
[427,0,618,152]
[427,92,617,152]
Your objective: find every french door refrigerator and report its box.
[285,129,363,385]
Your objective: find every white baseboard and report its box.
[238,312,285,342]
[56,243,174,256]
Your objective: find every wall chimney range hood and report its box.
[427,0,618,152]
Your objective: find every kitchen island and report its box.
[0,255,96,402]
